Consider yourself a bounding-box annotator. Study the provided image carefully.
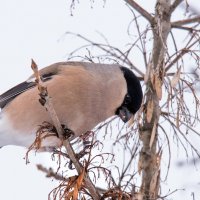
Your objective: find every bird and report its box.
[0,61,143,150]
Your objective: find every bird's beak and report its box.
[118,106,133,123]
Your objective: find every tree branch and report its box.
[124,0,154,24]
[66,32,144,77]
[31,59,100,200]
[37,164,66,181]
[139,0,172,199]
[172,16,200,27]
[165,38,200,71]
[170,0,184,14]
[171,25,198,32]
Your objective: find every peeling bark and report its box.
[139,0,172,199]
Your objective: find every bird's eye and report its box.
[124,94,132,105]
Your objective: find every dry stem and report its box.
[30,59,100,199]
[124,0,154,24]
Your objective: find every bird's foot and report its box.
[38,122,74,139]
[61,124,74,139]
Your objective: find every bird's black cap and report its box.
[117,67,143,115]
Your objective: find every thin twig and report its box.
[124,0,154,24]
[31,59,100,200]
[37,164,66,181]
[66,32,144,77]
[172,16,200,27]
[171,25,199,32]
[165,38,200,71]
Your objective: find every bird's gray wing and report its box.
[0,81,37,109]
[0,62,88,109]
[0,63,64,109]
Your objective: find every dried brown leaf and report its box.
[150,72,155,86]
[155,75,162,100]
[73,187,79,200]
[31,59,40,81]
[147,99,154,123]
[135,192,143,200]
[144,62,152,83]
[77,168,85,189]
[171,68,181,88]
[73,168,85,200]
[118,192,122,200]
[66,191,73,200]
[31,58,38,70]
[149,122,157,149]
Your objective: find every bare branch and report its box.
[170,0,184,14]
[132,11,149,69]
[172,16,200,27]
[66,32,145,77]
[171,25,199,32]
[124,0,154,24]
[37,164,66,181]
[165,38,200,71]
[31,59,66,140]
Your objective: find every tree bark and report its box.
[139,0,171,199]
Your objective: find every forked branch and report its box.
[124,0,154,24]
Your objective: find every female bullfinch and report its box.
[0,62,142,149]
